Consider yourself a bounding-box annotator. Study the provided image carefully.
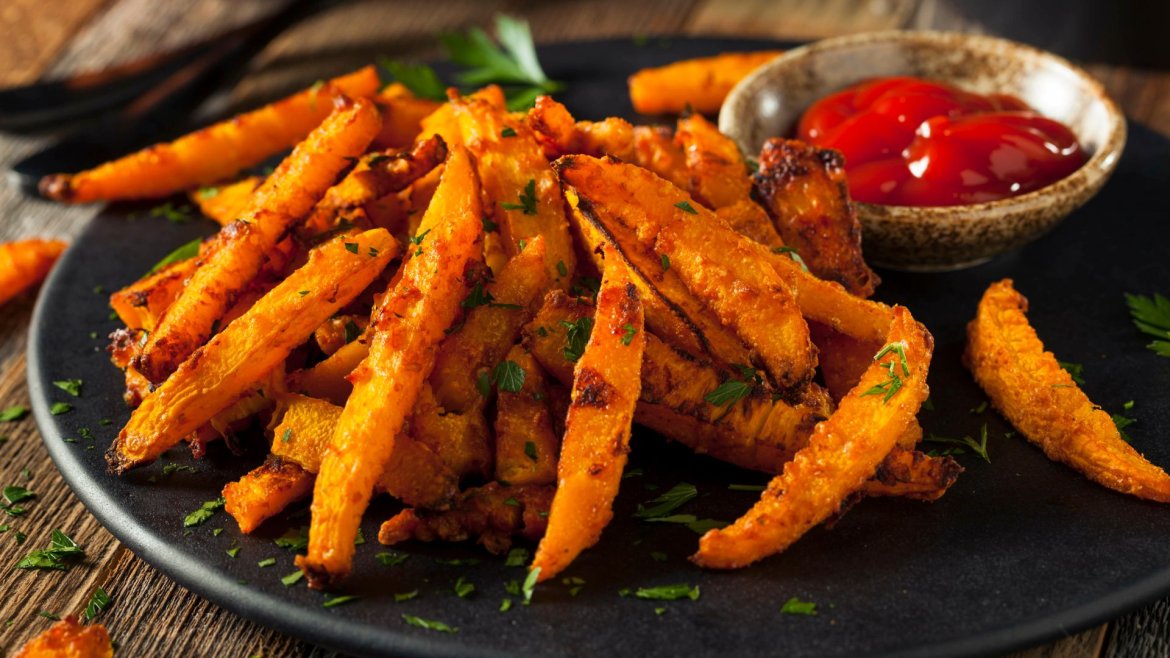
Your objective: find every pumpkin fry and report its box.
[966,279,1170,502]
[135,96,381,384]
[298,146,483,588]
[13,618,113,658]
[532,246,644,582]
[693,306,932,569]
[0,239,67,307]
[107,229,398,473]
[40,67,380,202]
[223,459,316,534]
[628,50,784,115]
[190,176,262,227]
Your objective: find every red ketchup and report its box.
[796,76,1087,206]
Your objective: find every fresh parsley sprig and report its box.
[1125,292,1170,357]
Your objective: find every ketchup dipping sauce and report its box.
[796,76,1087,207]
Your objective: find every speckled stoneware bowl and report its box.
[719,30,1126,271]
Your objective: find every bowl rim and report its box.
[719,29,1127,221]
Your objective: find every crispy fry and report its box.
[532,247,644,582]
[302,134,448,235]
[135,97,381,384]
[526,96,636,161]
[314,315,368,356]
[631,125,689,189]
[268,393,459,509]
[289,338,367,405]
[0,239,66,307]
[694,306,932,568]
[109,255,201,332]
[40,67,380,202]
[13,618,113,658]
[453,96,576,288]
[190,176,262,227]
[753,138,879,297]
[495,345,560,485]
[966,279,1170,502]
[431,235,551,412]
[299,147,484,588]
[419,85,506,146]
[410,384,493,480]
[808,319,884,402]
[558,155,815,395]
[628,50,783,115]
[861,447,962,501]
[107,229,397,473]
[379,483,554,555]
[223,458,315,534]
[523,291,831,473]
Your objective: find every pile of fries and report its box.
[28,51,1167,600]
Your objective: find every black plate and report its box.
[27,37,1170,658]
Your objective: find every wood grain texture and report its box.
[1,1,1169,656]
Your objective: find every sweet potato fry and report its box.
[13,617,113,658]
[379,483,554,555]
[110,257,199,332]
[107,229,398,473]
[495,345,560,486]
[374,91,443,149]
[267,393,459,509]
[40,67,380,202]
[223,459,315,534]
[753,138,879,297]
[453,96,576,288]
[808,319,884,402]
[861,446,962,501]
[631,125,689,189]
[522,291,831,474]
[135,96,381,384]
[628,50,783,115]
[526,96,636,161]
[289,338,367,405]
[532,246,644,582]
[966,279,1170,502]
[674,113,784,247]
[190,176,262,227]
[302,134,448,235]
[431,235,551,413]
[0,239,66,307]
[694,306,933,569]
[558,155,815,395]
[410,384,493,480]
[418,85,506,146]
[299,146,484,588]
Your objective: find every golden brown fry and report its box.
[808,319,884,403]
[526,96,636,161]
[966,279,1170,502]
[431,235,551,413]
[107,229,397,473]
[299,146,484,588]
[135,97,381,384]
[268,393,459,509]
[374,91,443,149]
[302,134,448,235]
[109,257,197,332]
[631,125,689,189]
[313,315,368,356]
[289,338,367,405]
[453,96,576,289]
[418,85,506,146]
[190,176,262,227]
[0,239,66,307]
[693,306,932,569]
[379,483,554,555]
[13,618,113,658]
[410,384,493,480]
[223,458,315,534]
[532,246,644,582]
[861,447,962,501]
[523,291,831,474]
[41,67,380,202]
[753,138,879,297]
[628,50,784,115]
[495,345,560,486]
[558,155,815,395]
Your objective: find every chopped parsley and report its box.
[524,441,538,462]
[394,590,419,602]
[375,551,409,567]
[728,483,766,492]
[505,547,529,567]
[1125,292,1170,357]
[492,360,526,393]
[322,595,359,608]
[970,401,988,414]
[501,127,518,138]
[275,526,309,551]
[621,323,638,346]
[780,596,818,616]
[402,613,458,633]
[649,551,668,562]
[52,379,83,397]
[634,584,700,601]
[1113,401,1137,442]
[560,317,594,362]
[481,215,499,232]
[15,529,84,571]
[522,567,540,604]
[281,570,304,587]
[0,406,28,422]
[501,179,538,215]
[4,486,35,505]
[49,402,72,416]
[660,253,671,271]
[674,201,697,214]
[453,576,476,598]
[644,514,728,535]
[344,242,359,255]
[379,59,447,101]
[499,598,513,612]
[183,497,226,527]
[556,260,569,277]
[771,245,810,272]
[149,201,193,224]
[634,482,697,519]
[257,557,277,568]
[343,320,362,344]
[83,586,112,621]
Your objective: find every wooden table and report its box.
[1,1,1168,656]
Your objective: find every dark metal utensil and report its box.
[7,0,338,198]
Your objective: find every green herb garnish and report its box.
[1125,292,1170,357]
[674,201,697,214]
[634,584,699,601]
[860,342,910,403]
[924,424,991,463]
[83,586,112,621]
[780,596,817,616]
[183,497,226,527]
[634,482,697,519]
[53,379,83,397]
[560,317,594,362]
[501,179,538,215]
[402,613,458,633]
[15,529,84,571]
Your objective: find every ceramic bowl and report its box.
[719,30,1127,271]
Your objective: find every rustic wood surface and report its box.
[1,1,1168,656]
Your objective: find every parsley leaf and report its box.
[83,586,112,621]
[492,360,526,393]
[376,551,409,567]
[561,317,594,362]
[522,566,540,604]
[148,238,202,274]
[0,406,28,422]
[281,570,304,587]
[49,402,72,415]
[1125,292,1170,357]
[379,59,447,100]
[780,596,817,616]
[621,323,638,346]
[3,486,35,505]
[323,595,359,608]
[524,440,538,462]
[771,245,810,272]
[454,576,476,598]
[674,201,698,214]
[505,547,529,567]
[704,380,753,407]
[634,482,697,519]
[15,529,84,571]
[635,584,700,601]
[402,613,458,633]
[440,15,562,110]
[501,179,538,215]
[53,379,83,397]
[183,497,226,527]
[1113,401,1137,442]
